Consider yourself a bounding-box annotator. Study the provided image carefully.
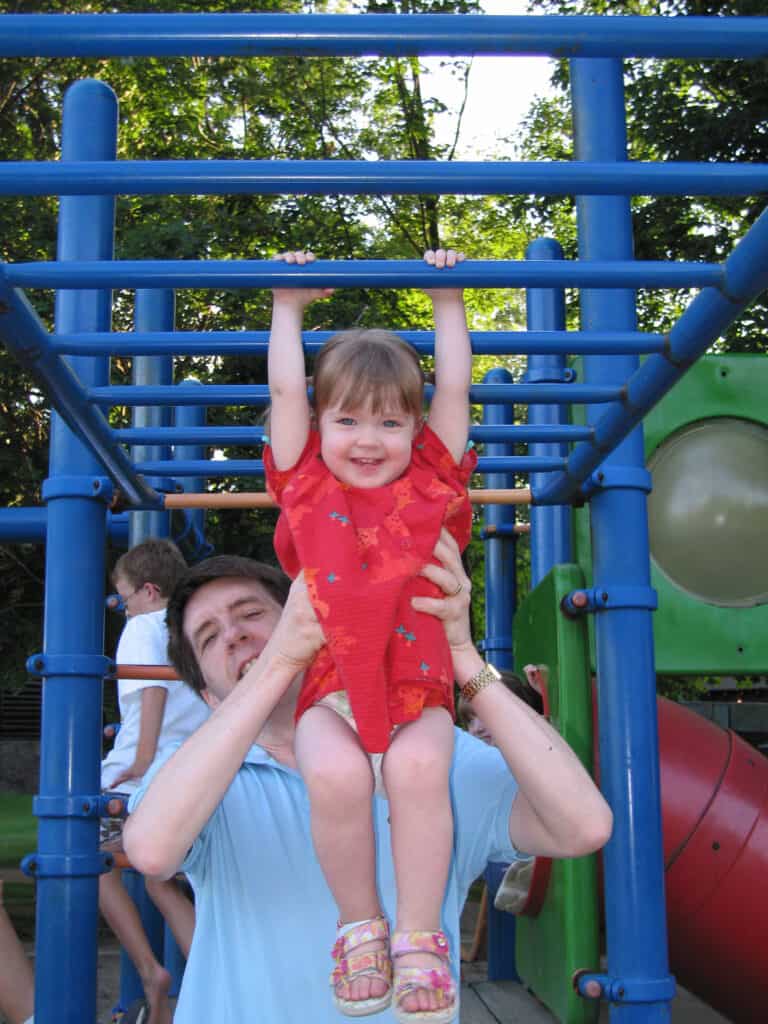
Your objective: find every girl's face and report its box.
[317,400,418,489]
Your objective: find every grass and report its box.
[0,794,36,941]
[0,794,36,867]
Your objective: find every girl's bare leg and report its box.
[99,868,172,1024]
[145,875,195,960]
[0,880,34,1024]
[383,707,455,1015]
[295,705,385,1005]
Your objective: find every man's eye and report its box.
[245,609,263,619]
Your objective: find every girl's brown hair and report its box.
[312,329,424,419]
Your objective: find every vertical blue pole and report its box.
[524,237,572,586]
[35,79,116,1024]
[571,58,673,1021]
[120,290,183,1005]
[174,379,208,556]
[128,290,174,544]
[481,366,519,981]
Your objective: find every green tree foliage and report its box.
[518,0,768,348]
[0,0,531,686]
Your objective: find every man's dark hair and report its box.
[167,555,291,697]
[112,537,187,599]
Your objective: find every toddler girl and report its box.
[264,248,475,1023]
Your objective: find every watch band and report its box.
[459,662,502,703]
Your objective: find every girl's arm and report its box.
[423,248,472,464]
[268,251,334,470]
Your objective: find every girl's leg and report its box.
[295,705,386,1006]
[145,875,195,960]
[383,707,455,1015]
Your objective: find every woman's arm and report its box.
[267,250,333,469]
[123,573,324,878]
[413,530,613,859]
[423,249,472,464]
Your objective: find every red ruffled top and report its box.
[264,424,477,753]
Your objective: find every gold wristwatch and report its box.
[459,662,502,703]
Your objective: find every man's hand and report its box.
[272,571,327,669]
[412,528,473,653]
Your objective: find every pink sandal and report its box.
[330,915,393,1017]
[391,929,457,1024]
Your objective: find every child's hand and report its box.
[272,250,335,310]
[422,248,466,302]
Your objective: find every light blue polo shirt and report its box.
[131,728,525,1023]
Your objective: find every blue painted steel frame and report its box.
[1,13,767,1024]
[571,60,672,1021]
[0,13,766,59]
[35,79,117,1024]
[481,367,519,983]
[525,238,573,585]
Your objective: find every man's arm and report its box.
[123,574,324,879]
[423,248,472,464]
[268,250,334,470]
[107,685,168,789]
[413,530,613,860]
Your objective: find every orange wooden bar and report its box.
[164,487,532,510]
[114,664,179,680]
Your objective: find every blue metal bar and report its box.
[481,366,520,983]
[525,238,572,585]
[570,59,672,1023]
[0,275,159,508]
[114,424,593,446]
[5,257,723,291]
[0,14,766,59]
[128,291,174,544]
[136,455,566,478]
[173,381,209,561]
[0,158,765,197]
[35,78,116,1024]
[89,383,623,408]
[52,328,667,357]
[0,507,128,545]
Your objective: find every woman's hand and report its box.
[272,250,335,310]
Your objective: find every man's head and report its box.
[112,537,187,618]
[166,556,291,702]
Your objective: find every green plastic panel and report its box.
[572,354,768,674]
[513,564,599,1024]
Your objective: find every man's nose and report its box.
[222,618,248,647]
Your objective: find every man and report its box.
[124,531,612,1022]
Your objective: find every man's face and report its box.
[182,577,284,708]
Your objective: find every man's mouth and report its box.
[238,656,259,680]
